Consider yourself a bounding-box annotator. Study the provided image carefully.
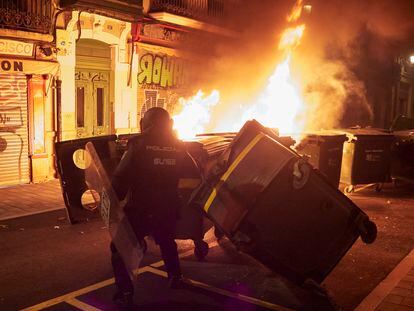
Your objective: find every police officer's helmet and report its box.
[140,107,172,132]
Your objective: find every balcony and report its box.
[147,0,225,21]
[0,0,55,34]
[145,0,236,35]
[58,0,143,22]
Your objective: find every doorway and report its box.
[75,39,111,138]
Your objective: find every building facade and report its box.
[0,0,231,187]
[0,0,58,186]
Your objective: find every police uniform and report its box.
[110,113,184,298]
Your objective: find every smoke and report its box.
[179,0,414,131]
[294,0,414,129]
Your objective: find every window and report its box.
[96,87,104,127]
[76,86,85,127]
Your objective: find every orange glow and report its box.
[172,90,220,139]
[172,0,308,138]
[287,0,304,22]
[238,55,304,134]
[278,25,306,50]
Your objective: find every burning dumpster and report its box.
[191,120,377,286]
[295,132,346,188]
[338,129,394,193]
[391,130,414,184]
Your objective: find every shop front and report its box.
[0,53,58,186]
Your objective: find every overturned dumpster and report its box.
[190,120,377,286]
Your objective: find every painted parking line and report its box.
[145,265,293,311]
[20,240,217,310]
[20,277,116,311]
[21,239,290,311]
[66,298,101,311]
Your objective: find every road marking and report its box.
[66,298,101,311]
[20,278,115,310]
[22,238,290,311]
[21,241,219,310]
[355,248,414,311]
[353,183,376,193]
[20,268,152,311]
[145,265,293,311]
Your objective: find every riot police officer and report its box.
[110,107,184,307]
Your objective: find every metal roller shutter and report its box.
[0,74,30,186]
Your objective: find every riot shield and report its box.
[84,142,143,279]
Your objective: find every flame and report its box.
[239,55,304,134]
[237,24,306,134]
[287,0,304,22]
[172,90,220,139]
[172,0,307,138]
[279,25,306,50]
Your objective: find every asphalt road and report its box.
[0,182,413,310]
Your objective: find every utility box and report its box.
[295,133,346,188]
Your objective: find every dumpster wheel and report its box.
[375,183,383,192]
[359,219,377,244]
[344,185,354,193]
[194,240,209,261]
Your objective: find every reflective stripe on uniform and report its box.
[204,133,265,213]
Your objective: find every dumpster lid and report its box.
[297,131,347,144]
[393,130,414,142]
[334,128,394,141]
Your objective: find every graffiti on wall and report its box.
[139,89,180,119]
[0,75,26,131]
[0,75,27,183]
[138,53,186,88]
[138,51,187,119]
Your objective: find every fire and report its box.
[279,25,306,50]
[172,1,307,138]
[172,90,220,139]
[238,24,306,135]
[287,0,304,23]
[239,55,304,134]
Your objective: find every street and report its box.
[0,182,413,310]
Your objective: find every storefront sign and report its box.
[0,39,34,57]
[0,58,58,75]
[140,24,187,44]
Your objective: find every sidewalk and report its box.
[356,249,414,311]
[0,179,65,221]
